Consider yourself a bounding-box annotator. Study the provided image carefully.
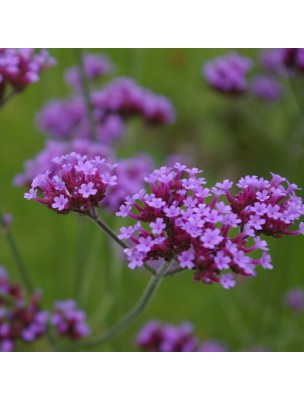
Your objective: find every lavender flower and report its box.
[117,164,304,288]
[92,77,175,125]
[65,52,115,91]
[0,48,56,94]
[136,321,199,352]
[203,52,252,94]
[51,300,90,340]
[261,48,304,74]
[284,288,304,312]
[0,266,48,352]
[14,139,113,187]
[24,152,117,215]
[198,340,227,352]
[251,75,281,102]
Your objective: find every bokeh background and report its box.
[1,48,304,351]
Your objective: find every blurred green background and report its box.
[1,48,304,351]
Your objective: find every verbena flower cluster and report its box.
[136,320,227,352]
[203,52,252,94]
[92,78,175,125]
[0,48,56,96]
[65,52,115,91]
[24,152,118,215]
[261,48,304,74]
[284,287,304,312]
[18,145,153,212]
[117,163,304,288]
[51,300,90,340]
[251,75,282,102]
[37,78,175,143]
[0,266,90,352]
[0,266,47,352]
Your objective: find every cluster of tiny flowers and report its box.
[14,139,114,187]
[284,287,304,312]
[203,52,252,94]
[24,152,117,215]
[251,75,282,102]
[92,78,175,125]
[51,300,90,340]
[261,48,304,74]
[0,266,48,352]
[0,48,56,96]
[136,321,227,352]
[117,163,304,288]
[65,52,115,91]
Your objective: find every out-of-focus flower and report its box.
[65,52,115,91]
[24,152,117,215]
[92,77,175,125]
[51,300,90,340]
[117,164,304,288]
[198,339,227,352]
[0,266,48,352]
[203,52,252,94]
[102,154,154,211]
[261,48,304,74]
[284,287,304,312]
[251,75,281,102]
[136,321,199,352]
[0,48,56,94]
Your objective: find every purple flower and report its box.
[65,52,115,91]
[203,52,252,94]
[251,75,281,102]
[25,152,117,215]
[0,48,56,92]
[78,182,97,198]
[199,340,227,352]
[285,288,304,312]
[117,164,304,288]
[52,300,90,340]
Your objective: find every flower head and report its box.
[25,152,117,215]
[118,164,304,288]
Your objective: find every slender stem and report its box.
[75,48,96,141]
[88,209,156,275]
[77,260,173,349]
[0,208,33,294]
[0,89,17,110]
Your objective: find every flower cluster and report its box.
[92,78,175,125]
[251,75,281,102]
[0,48,56,96]
[203,52,252,94]
[136,320,227,352]
[284,287,304,312]
[0,266,48,352]
[14,139,114,187]
[261,48,304,74]
[65,52,115,91]
[117,163,304,288]
[136,321,200,352]
[24,152,117,215]
[51,300,90,340]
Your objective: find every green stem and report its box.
[75,48,96,141]
[88,209,156,275]
[77,260,173,349]
[0,208,33,294]
[0,89,17,110]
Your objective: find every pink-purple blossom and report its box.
[117,163,304,288]
[24,152,117,215]
[203,52,252,94]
